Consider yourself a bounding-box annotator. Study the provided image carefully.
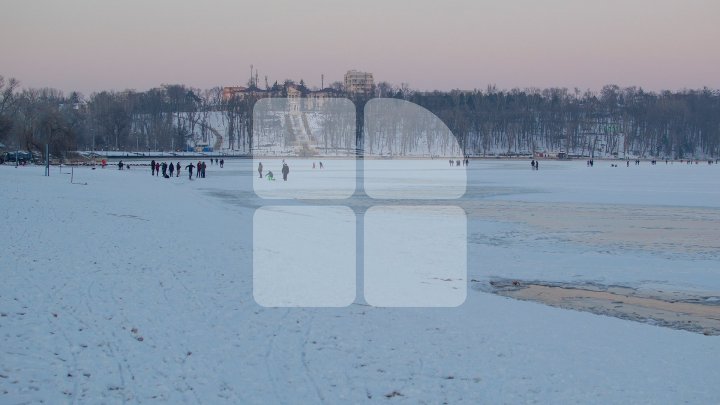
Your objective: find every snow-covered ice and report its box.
[1,159,720,403]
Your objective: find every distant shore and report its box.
[3,150,717,165]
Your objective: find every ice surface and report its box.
[364,206,467,307]
[252,158,356,199]
[253,206,355,307]
[363,159,466,200]
[2,159,720,403]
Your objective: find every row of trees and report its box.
[0,76,263,158]
[402,85,720,158]
[1,74,718,159]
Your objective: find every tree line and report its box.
[398,85,720,158]
[1,74,718,159]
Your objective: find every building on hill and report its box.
[222,85,271,101]
[222,86,247,101]
[344,70,374,94]
[308,88,341,108]
[222,82,343,106]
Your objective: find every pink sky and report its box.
[1,0,718,94]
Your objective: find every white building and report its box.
[344,70,374,94]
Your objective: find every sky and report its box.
[1,0,719,95]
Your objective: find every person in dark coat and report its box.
[176,162,181,177]
[186,163,195,179]
[151,160,156,175]
[161,162,167,177]
[220,159,224,168]
[201,161,206,178]
[281,162,290,181]
[258,162,263,178]
[118,160,124,170]
[168,162,174,177]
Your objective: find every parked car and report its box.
[3,151,35,164]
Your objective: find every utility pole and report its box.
[45,144,49,176]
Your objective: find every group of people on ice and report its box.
[184,161,209,179]
[150,160,181,178]
[206,158,224,168]
[531,160,540,170]
[148,159,223,180]
[449,159,469,167]
[257,161,290,181]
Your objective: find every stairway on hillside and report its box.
[301,112,315,143]
[285,112,316,155]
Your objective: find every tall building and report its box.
[344,70,374,94]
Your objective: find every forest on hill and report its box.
[1,75,718,159]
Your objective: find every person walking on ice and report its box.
[282,162,290,181]
[258,162,263,178]
[186,162,195,179]
[176,162,181,177]
[168,161,174,177]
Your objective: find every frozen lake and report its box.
[2,159,720,403]
[240,158,720,292]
